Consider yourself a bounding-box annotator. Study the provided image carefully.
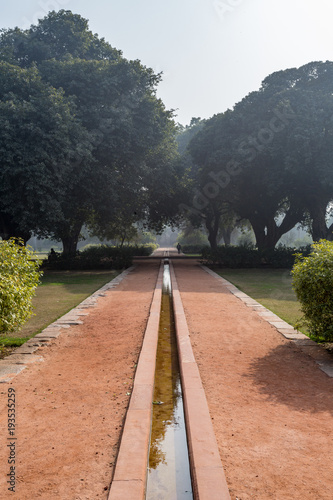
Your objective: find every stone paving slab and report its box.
[54,320,84,325]
[201,265,333,378]
[268,320,293,329]
[283,332,309,340]
[13,344,41,354]
[257,311,280,317]
[317,364,333,377]
[0,363,27,383]
[34,330,62,338]
[3,354,44,364]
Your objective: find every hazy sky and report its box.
[2,0,333,125]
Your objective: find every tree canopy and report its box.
[1,11,333,254]
[0,10,183,254]
[0,61,91,243]
[186,61,333,250]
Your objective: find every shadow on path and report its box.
[244,343,333,416]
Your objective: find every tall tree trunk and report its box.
[61,222,83,257]
[251,219,268,251]
[205,211,220,250]
[250,206,303,251]
[326,222,333,241]
[220,226,232,246]
[309,201,331,241]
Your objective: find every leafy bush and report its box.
[46,244,157,270]
[131,244,158,256]
[180,244,207,254]
[0,239,41,333]
[177,229,209,247]
[201,244,311,269]
[292,240,333,341]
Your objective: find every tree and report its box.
[256,61,333,241]
[186,111,249,249]
[188,61,333,250]
[0,10,120,66]
[0,61,91,244]
[0,11,181,255]
[176,117,205,155]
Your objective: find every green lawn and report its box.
[2,270,120,343]
[214,268,308,334]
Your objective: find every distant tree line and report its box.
[0,10,185,255]
[179,61,333,250]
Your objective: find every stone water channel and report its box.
[145,261,193,499]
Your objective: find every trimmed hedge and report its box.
[46,244,157,270]
[292,240,333,341]
[201,244,311,269]
[180,244,206,254]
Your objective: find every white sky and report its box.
[2,0,333,125]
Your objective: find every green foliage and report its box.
[188,61,333,250]
[0,239,41,333]
[0,337,29,347]
[0,11,182,255]
[176,117,206,155]
[0,10,120,66]
[292,240,333,341]
[202,245,311,269]
[177,228,208,247]
[181,245,207,255]
[46,244,157,270]
[135,231,157,245]
[0,61,92,242]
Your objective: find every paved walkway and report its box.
[0,251,332,499]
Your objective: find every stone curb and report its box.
[201,265,333,378]
[108,263,164,500]
[0,266,135,384]
[170,262,231,500]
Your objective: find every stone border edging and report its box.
[108,263,164,500]
[201,265,333,378]
[0,266,136,384]
[170,261,231,500]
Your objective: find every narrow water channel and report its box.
[146,263,193,499]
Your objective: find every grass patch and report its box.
[2,269,120,341]
[214,268,308,334]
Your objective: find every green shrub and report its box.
[201,244,260,267]
[180,244,207,255]
[0,239,42,333]
[131,244,158,256]
[46,244,157,270]
[292,240,333,341]
[201,244,311,268]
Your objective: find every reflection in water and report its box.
[146,264,193,499]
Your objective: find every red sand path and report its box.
[0,261,160,500]
[173,259,333,500]
[0,254,332,499]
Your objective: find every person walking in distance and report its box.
[177,243,182,254]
